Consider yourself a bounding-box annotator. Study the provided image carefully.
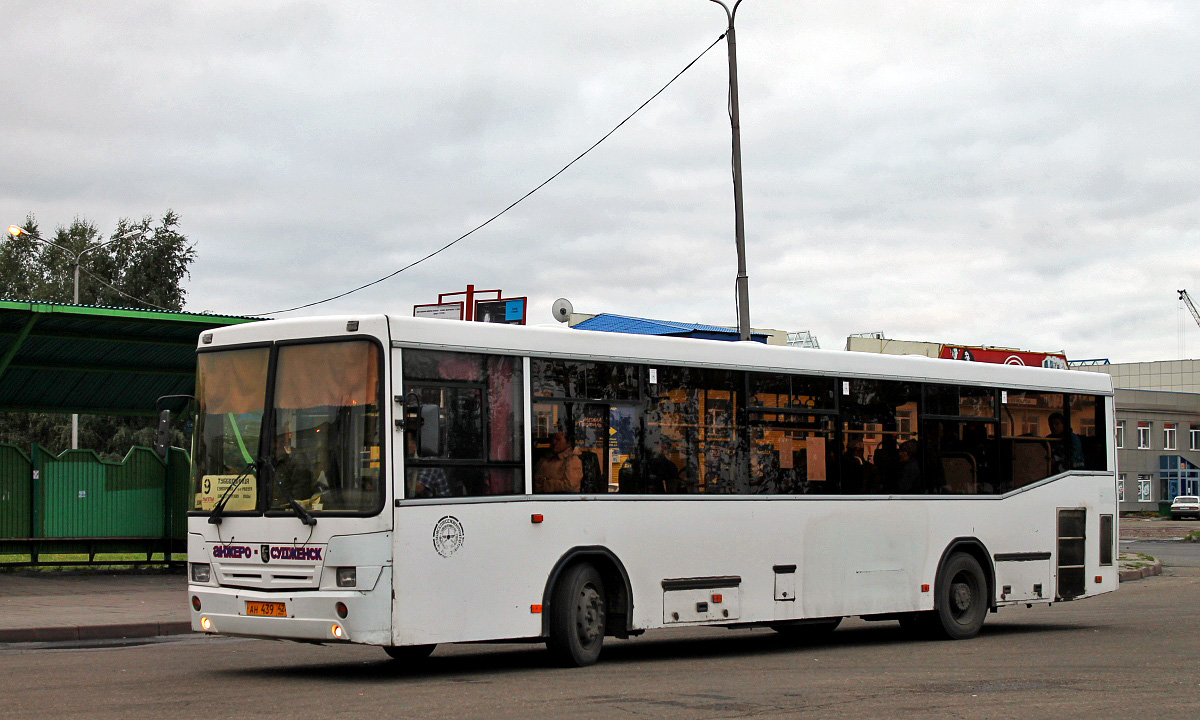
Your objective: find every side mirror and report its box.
[153,394,194,460]
[154,409,171,459]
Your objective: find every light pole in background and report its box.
[6,223,144,449]
[708,0,751,341]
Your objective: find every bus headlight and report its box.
[336,567,357,587]
[190,563,212,583]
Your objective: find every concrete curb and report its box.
[1119,559,1163,583]
[0,621,192,644]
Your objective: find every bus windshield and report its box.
[267,341,383,515]
[193,347,269,513]
[191,341,384,516]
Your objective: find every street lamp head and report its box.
[7,225,25,238]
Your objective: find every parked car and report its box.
[1170,495,1200,520]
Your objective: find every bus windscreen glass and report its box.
[192,347,269,511]
[268,341,384,515]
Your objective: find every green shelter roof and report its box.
[0,300,259,416]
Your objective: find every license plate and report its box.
[246,601,286,617]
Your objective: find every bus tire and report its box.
[931,552,988,640]
[383,644,436,663]
[547,563,606,667]
[771,617,841,641]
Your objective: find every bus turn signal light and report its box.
[531,514,543,523]
[711,594,723,604]
[921,584,930,592]
[531,604,543,614]
[1095,576,1103,584]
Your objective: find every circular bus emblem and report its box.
[433,516,464,557]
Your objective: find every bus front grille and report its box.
[214,562,320,590]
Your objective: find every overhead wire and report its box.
[78,266,175,311]
[250,33,729,317]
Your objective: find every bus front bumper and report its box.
[188,574,392,645]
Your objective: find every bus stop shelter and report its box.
[0,299,257,416]
[0,299,259,565]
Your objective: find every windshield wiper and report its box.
[260,456,317,527]
[208,462,256,525]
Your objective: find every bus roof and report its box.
[202,314,1113,396]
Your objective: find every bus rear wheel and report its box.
[547,563,606,667]
[384,644,436,663]
[931,552,988,640]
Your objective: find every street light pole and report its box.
[709,0,752,341]
[7,224,144,448]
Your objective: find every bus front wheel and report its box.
[547,563,606,667]
[931,552,989,640]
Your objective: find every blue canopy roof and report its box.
[572,313,768,343]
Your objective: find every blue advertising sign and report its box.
[475,297,527,325]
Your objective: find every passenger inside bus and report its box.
[1047,412,1084,474]
[534,431,582,493]
[405,432,454,498]
[896,440,922,493]
[644,437,682,493]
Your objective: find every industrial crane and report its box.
[1180,290,1200,329]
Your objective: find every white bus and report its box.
[185,315,1117,666]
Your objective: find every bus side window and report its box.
[1069,394,1107,471]
[1001,391,1066,485]
[648,366,745,494]
[402,349,525,498]
[841,379,919,494]
[531,358,640,495]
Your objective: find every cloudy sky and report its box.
[2,1,1197,363]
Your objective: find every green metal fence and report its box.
[0,443,189,566]
[0,445,32,540]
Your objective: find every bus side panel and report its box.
[391,502,554,646]
[797,504,931,619]
[389,474,1117,647]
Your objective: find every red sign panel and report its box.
[939,345,1068,370]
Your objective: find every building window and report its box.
[1116,421,1124,449]
[1137,421,1151,449]
[1164,423,1177,451]
[1137,474,1152,502]
[1117,474,1125,502]
[1191,424,1200,451]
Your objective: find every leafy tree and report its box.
[1,210,196,311]
[0,211,197,457]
